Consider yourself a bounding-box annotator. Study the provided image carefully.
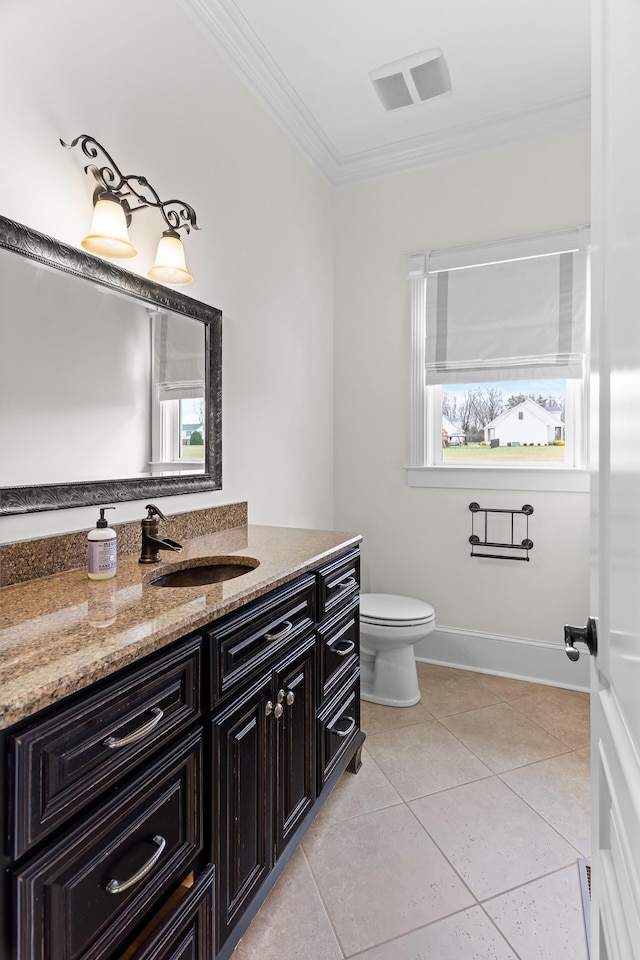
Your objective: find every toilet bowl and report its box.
[359,593,435,707]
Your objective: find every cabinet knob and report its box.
[265,700,274,717]
[277,689,286,704]
[274,703,284,719]
[286,690,295,706]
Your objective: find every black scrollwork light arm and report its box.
[61,134,200,235]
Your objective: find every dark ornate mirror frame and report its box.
[0,215,222,515]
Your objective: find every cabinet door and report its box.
[213,675,272,949]
[273,633,316,858]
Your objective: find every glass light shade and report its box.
[148,231,193,285]
[81,196,137,258]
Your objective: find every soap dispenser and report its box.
[88,507,117,580]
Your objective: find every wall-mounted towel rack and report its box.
[469,502,534,561]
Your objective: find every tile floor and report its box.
[232,663,591,960]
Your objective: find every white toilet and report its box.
[359,593,435,707]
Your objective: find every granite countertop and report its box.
[0,524,361,730]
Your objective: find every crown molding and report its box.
[180,0,590,187]
[179,0,340,180]
[330,93,591,185]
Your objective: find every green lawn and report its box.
[182,445,204,459]
[443,444,565,464]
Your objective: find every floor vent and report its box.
[578,858,591,958]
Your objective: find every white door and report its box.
[584,1,640,957]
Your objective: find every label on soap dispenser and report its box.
[88,539,117,574]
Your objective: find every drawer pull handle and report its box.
[328,715,356,739]
[106,835,166,894]
[332,639,355,657]
[104,707,164,749]
[336,576,357,590]
[264,620,293,642]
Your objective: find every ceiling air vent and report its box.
[370,49,451,111]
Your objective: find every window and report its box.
[407,228,589,491]
[150,310,206,474]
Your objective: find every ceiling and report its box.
[181,0,591,185]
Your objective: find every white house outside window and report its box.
[407,227,590,492]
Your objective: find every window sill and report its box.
[405,465,590,493]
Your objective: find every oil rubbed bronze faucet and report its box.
[139,504,183,564]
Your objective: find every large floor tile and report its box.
[501,749,591,855]
[509,686,590,749]
[484,864,588,960]
[366,720,492,801]
[473,672,552,701]
[312,748,402,825]
[415,663,502,718]
[303,804,474,956]
[360,696,435,736]
[410,777,580,899]
[441,701,569,772]
[231,848,342,960]
[352,906,519,960]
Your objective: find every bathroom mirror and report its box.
[0,215,222,515]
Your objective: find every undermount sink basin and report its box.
[147,556,260,588]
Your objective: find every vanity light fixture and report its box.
[61,134,199,284]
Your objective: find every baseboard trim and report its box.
[414,625,589,691]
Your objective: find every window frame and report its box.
[406,233,590,493]
[149,395,206,474]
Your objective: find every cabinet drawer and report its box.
[207,575,315,707]
[14,730,202,960]
[122,865,215,960]
[317,673,360,790]
[10,637,201,859]
[318,598,359,705]
[317,549,360,621]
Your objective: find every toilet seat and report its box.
[360,593,435,628]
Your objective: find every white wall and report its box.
[0,256,152,485]
[333,128,591,648]
[0,0,335,542]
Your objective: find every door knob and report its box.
[564,617,598,661]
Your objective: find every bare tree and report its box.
[473,387,504,427]
[442,394,459,421]
[457,390,478,437]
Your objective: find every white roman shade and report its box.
[422,228,588,385]
[152,310,205,401]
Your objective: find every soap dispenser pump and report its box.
[88,507,117,580]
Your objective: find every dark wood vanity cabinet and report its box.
[1,546,364,960]
[212,633,316,952]
[4,640,208,960]
[209,548,363,959]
